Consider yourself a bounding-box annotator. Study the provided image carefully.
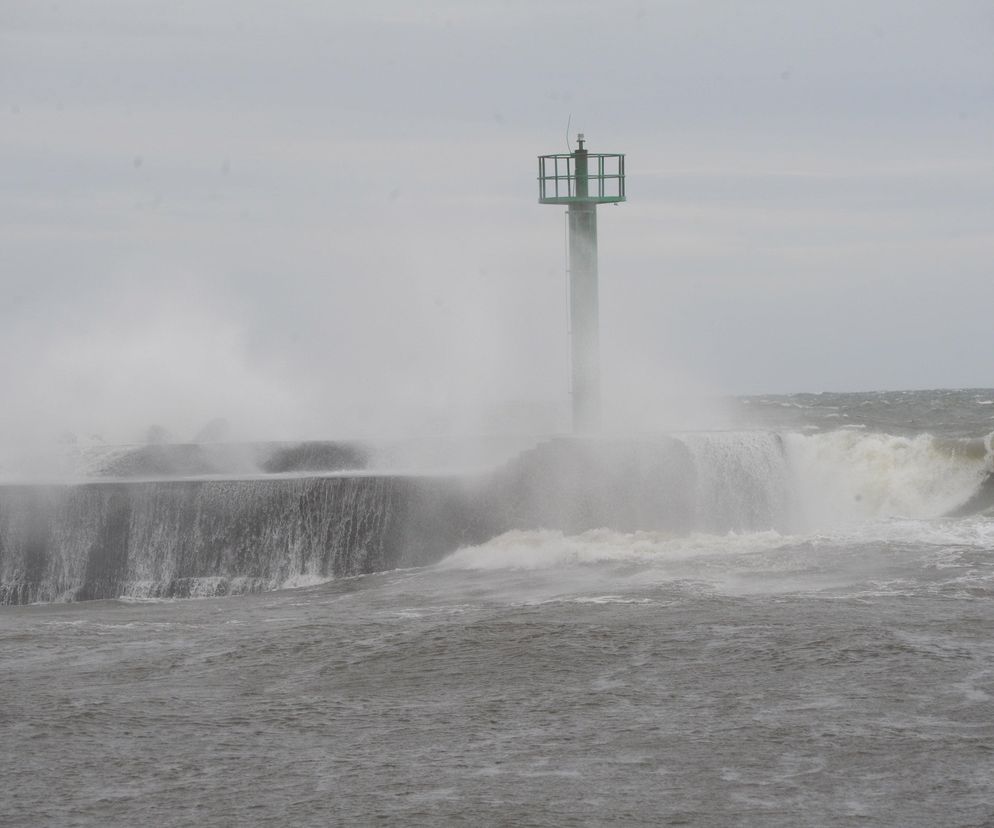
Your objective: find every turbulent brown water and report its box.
[3,389,994,826]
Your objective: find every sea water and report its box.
[3,389,994,826]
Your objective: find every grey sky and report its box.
[2,0,992,443]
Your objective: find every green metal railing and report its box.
[538,152,626,204]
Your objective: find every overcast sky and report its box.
[2,0,993,443]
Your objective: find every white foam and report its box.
[785,431,993,529]
[280,573,334,590]
[437,528,789,572]
[826,516,994,549]
[435,515,994,600]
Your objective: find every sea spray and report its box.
[785,431,994,528]
[3,430,993,604]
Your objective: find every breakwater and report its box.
[0,435,796,604]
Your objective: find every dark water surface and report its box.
[4,543,994,827]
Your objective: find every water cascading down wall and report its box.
[0,435,798,605]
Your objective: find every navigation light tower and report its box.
[538,134,626,432]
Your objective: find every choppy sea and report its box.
[4,389,994,826]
